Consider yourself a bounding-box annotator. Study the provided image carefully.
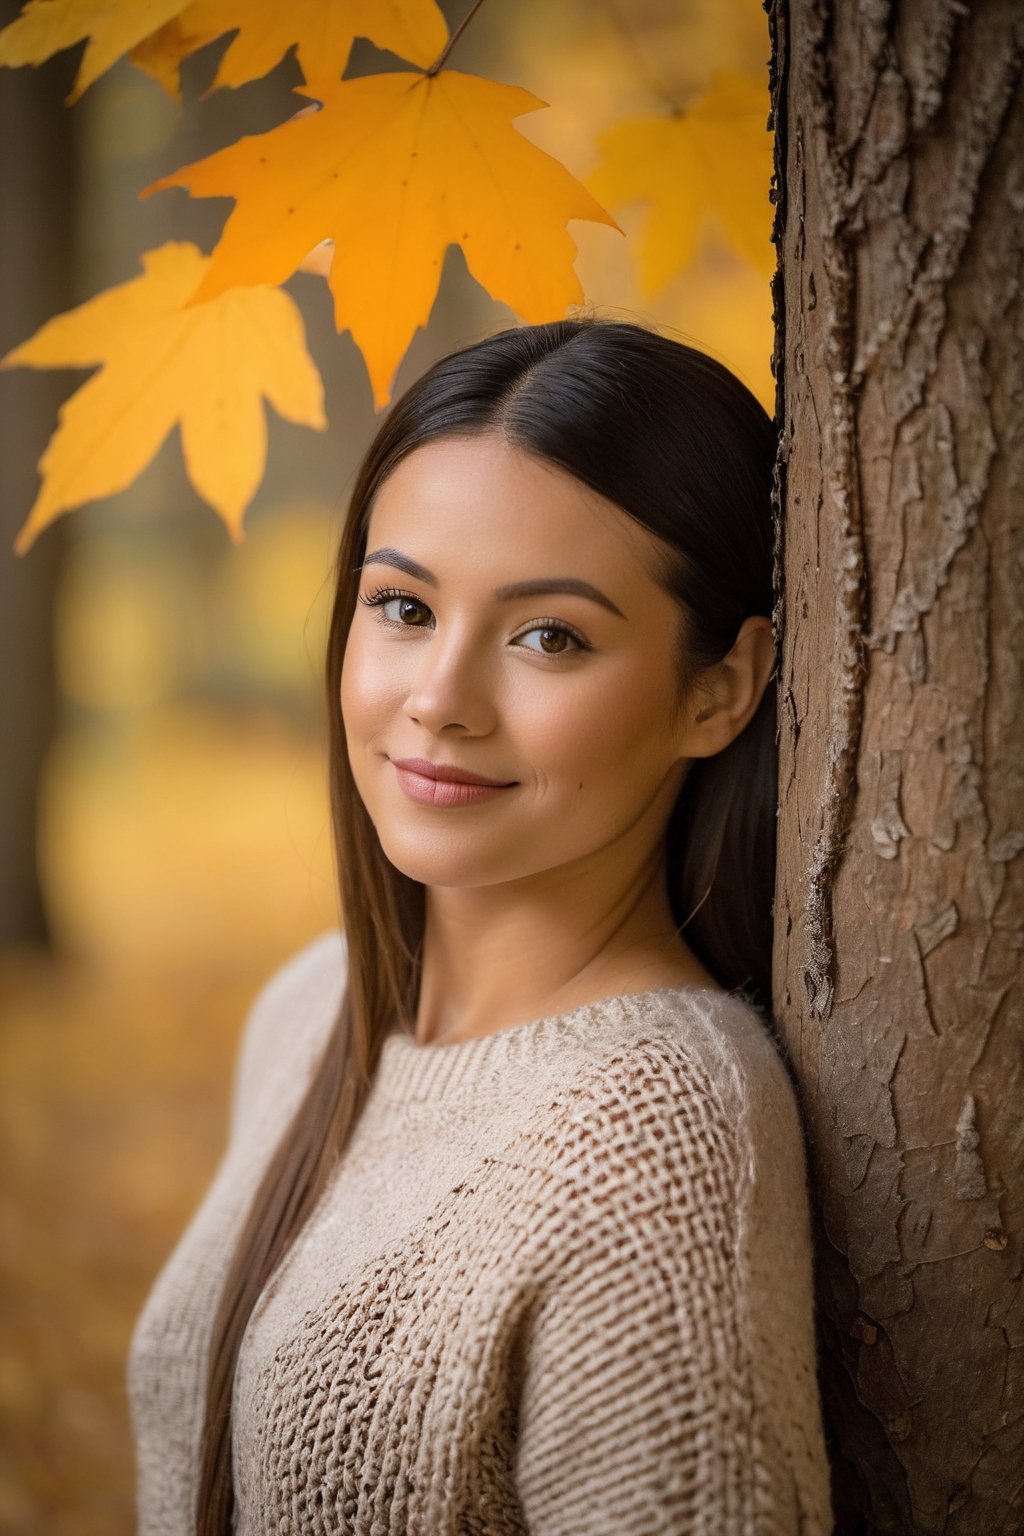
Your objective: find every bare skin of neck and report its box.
[413,830,721,1047]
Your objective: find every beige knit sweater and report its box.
[128,931,832,1534]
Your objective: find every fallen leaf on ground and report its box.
[145,70,619,408]
[2,242,326,551]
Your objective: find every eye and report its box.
[513,621,590,656]
[358,586,433,627]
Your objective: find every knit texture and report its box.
[128,931,832,1534]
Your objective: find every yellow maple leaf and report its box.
[144,70,619,408]
[2,242,326,552]
[588,71,774,294]
[0,0,189,101]
[130,0,448,100]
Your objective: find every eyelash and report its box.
[357,585,592,655]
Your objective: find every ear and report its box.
[674,616,776,760]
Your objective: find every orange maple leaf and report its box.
[2,242,326,552]
[130,0,448,100]
[0,0,188,101]
[144,70,619,408]
[588,71,774,294]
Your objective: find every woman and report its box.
[129,319,833,1534]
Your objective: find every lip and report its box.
[390,758,518,809]
[390,757,515,787]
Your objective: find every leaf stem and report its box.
[425,0,488,77]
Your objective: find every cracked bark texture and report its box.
[771,0,1023,1530]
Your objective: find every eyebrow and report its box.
[360,547,626,618]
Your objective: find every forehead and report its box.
[365,435,668,586]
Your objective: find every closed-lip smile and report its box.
[390,757,516,787]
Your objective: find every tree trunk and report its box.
[0,0,77,947]
[771,0,1023,1531]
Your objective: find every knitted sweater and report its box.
[128,931,832,1535]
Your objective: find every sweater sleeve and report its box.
[512,1034,831,1536]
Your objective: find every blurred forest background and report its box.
[0,0,772,1528]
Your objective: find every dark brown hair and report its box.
[196,318,778,1531]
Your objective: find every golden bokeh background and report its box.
[0,1,772,1528]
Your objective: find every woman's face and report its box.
[340,433,699,893]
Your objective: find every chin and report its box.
[372,827,518,891]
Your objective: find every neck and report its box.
[413,843,718,1046]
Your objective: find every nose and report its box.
[404,627,498,737]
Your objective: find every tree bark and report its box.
[772,0,1023,1530]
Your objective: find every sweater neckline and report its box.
[373,983,730,1105]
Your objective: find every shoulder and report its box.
[558,986,798,1134]
[229,930,348,1142]
[519,987,807,1212]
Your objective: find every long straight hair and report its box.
[196,319,778,1531]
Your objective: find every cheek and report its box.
[340,631,394,742]
[338,647,361,739]
[521,668,677,784]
